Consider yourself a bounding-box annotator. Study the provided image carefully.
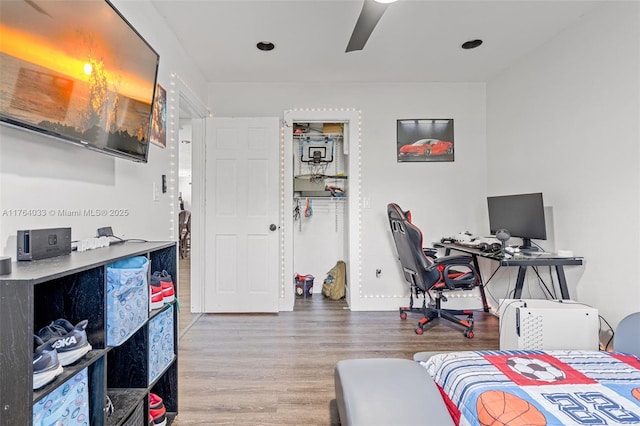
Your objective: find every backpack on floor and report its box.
[322,260,346,300]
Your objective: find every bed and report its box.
[420,350,640,426]
[335,313,640,425]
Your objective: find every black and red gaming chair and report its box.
[387,203,478,337]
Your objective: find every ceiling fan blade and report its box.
[345,0,390,53]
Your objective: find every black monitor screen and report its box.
[487,192,547,249]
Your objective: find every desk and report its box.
[435,243,583,300]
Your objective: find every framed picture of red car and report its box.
[397,119,454,162]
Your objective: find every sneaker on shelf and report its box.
[151,270,175,303]
[33,335,63,390]
[37,319,92,366]
[150,281,164,310]
[149,392,167,426]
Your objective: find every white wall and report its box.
[0,1,207,257]
[208,82,487,310]
[486,1,640,328]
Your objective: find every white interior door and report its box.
[204,117,280,312]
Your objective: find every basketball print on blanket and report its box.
[476,390,546,426]
[506,357,566,383]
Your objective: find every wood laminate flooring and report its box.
[173,294,499,425]
[178,257,200,338]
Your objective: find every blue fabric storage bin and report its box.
[149,304,175,384]
[33,368,89,425]
[106,256,149,346]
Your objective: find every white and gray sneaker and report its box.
[33,335,63,389]
[38,319,92,366]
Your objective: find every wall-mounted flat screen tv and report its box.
[0,0,160,163]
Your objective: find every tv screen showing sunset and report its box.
[0,0,159,161]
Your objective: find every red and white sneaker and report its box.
[150,283,163,310]
[149,392,167,426]
[151,270,175,303]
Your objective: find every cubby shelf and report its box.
[106,388,148,426]
[33,348,107,404]
[0,241,178,426]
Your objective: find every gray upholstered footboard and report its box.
[334,358,454,426]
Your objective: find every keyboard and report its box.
[453,241,481,248]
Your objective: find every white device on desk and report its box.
[499,299,599,350]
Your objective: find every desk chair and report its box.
[387,203,478,337]
[178,210,191,259]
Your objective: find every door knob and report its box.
[269,224,278,231]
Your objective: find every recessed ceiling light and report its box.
[461,39,483,50]
[256,41,275,51]
[374,0,398,3]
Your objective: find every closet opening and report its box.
[292,122,348,310]
[283,109,361,312]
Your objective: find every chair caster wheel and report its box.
[415,327,424,335]
[400,312,407,320]
[464,330,474,339]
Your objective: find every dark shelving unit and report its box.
[0,241,178,425]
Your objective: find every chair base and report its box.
[415,307,474,338]
[398,289,427,321]
[398,305,425,321]
[399,290,475,338]
[399,304,474,338]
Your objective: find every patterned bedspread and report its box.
[421,350,640,426]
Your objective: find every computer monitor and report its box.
[487,192,547,251]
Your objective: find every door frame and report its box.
[171,73,209,313]
[282,109,362,311]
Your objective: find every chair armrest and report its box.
[423,247,438,259]
[432,254,473,265]
[442,264,478,289]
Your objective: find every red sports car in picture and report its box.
[398,138,453,157]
